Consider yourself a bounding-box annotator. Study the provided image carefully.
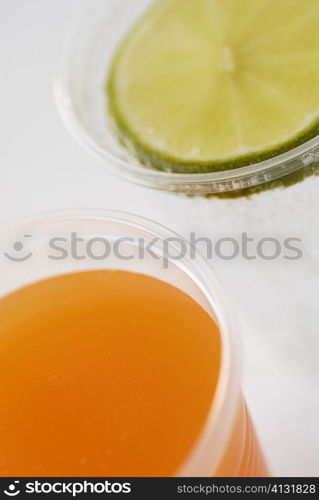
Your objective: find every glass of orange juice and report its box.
[0,209,268,477]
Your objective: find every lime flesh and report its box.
[108,0,319,173]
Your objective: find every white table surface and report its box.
[1,0,319,477]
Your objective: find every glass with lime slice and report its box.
[55,0,319,195]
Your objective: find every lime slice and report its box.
[108,0,319,173]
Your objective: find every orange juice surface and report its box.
[0,270,221,477]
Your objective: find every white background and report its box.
[1,0,319,477]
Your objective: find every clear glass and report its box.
[0,209,268,476]
[54,0,319,196]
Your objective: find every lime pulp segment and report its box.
[108,0,319,173]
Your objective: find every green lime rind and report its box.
[108,72,319,174]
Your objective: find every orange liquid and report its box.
[0,270,220,476]
[0,270,267,477]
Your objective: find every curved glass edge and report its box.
[54,72,319,196]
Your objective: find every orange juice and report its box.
[0,270,267,476]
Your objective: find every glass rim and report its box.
[0,208,241,476]
[54,74,319,192]
[55,80,319,182]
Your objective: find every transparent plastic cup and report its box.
[0,209,268,476]
[54,0,319,196]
